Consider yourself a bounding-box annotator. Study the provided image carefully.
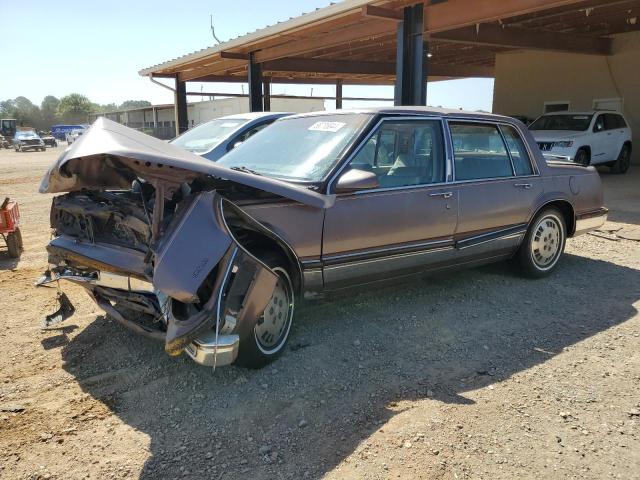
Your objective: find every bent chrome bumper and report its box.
[185,332,240,367]
[574,207,608,236]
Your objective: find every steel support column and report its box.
[263,78,271,111]
[174,77,189,135]
[248,53,264,112]
[336,79,343,109]
[394,3,427,106]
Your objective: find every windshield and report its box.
[170,118,248,153]
[218,114,372,182]
[529,114,593,131]
[16,132,37,139]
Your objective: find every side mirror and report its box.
[334,168,380,193]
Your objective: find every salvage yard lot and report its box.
[0,146,638,480]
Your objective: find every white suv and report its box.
[66,128,86,145]
[529,111,632,173]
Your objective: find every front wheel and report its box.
[516,208,566,278]
[574,148,590,166]
[236,257,295,369]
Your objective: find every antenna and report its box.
[210,14,221,44]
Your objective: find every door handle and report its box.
[514,183,532,189]
[430,191,453,199]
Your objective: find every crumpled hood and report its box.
[530,130,585,142]
[40,117,334,209]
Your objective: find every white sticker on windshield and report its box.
[573,116,589,120]
[221,122,239,128]
[308,121,346,132]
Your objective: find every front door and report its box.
[590,114,610,163]
[448,121,542,261]
[322,118,458,289]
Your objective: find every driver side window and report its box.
[348,120,445,188]
[593,115,605,133]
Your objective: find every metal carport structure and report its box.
[139,0,640,136]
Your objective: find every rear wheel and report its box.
[236,255,295,369]
[516,208,566,278]
[6,231,21,258]
[611,145,631,174]
[575,148,590,166]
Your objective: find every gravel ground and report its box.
[0,146,638,480]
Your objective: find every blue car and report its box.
[170,112,291,162]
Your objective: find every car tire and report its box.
[611,145,631,174]
[6,231,21,258]
[516,207,566,278]
[236,253,295,369]
[574,148,590,166]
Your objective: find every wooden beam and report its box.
[220,51,250,60]
[263,57,396,76]
[253,19,394,63]
[362,5,402,21]
[424,0,586,33]
[432,23,613,55]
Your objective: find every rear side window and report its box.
[604,114,627,130]
[501,125,533,176]
[450,123,514,181]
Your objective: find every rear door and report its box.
[449,121,542,261]
[604,113,625,160]
[322,117,458,289]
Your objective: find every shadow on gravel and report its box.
[54,253,639,479]
[0,252,20,271]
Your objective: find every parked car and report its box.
[529,111,632,173]
[66,128,85,144]
[13,130,45,152]
[38,110,607,369]
[39,132,58,147]
[170,112,291,161]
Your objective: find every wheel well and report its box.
[221,200,302,297]
[535,200,576,236]
[230,229,302,296]
[623,141,632,152]
[577,146,591,156]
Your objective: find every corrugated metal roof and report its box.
[138,0,374,76]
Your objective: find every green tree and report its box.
[12,96,42,129]
[119,100,152,110]
[40,95,60,128]
[57,94,95,123]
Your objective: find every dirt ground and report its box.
[0,145,638,480]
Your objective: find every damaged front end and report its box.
[39,190,279,367]
[37,118,331,367]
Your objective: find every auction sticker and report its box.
[308,121,346,132]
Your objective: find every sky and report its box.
[0,0,494,111]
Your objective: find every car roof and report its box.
[217,112,293,121]
[541,111,621,116]
[284,106,516,122]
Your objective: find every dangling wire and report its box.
[210,14,222,44]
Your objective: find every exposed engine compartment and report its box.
[51,190,151,253]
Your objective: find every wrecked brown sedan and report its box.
[38,109,607,368]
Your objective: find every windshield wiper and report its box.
[230,166,262,176]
